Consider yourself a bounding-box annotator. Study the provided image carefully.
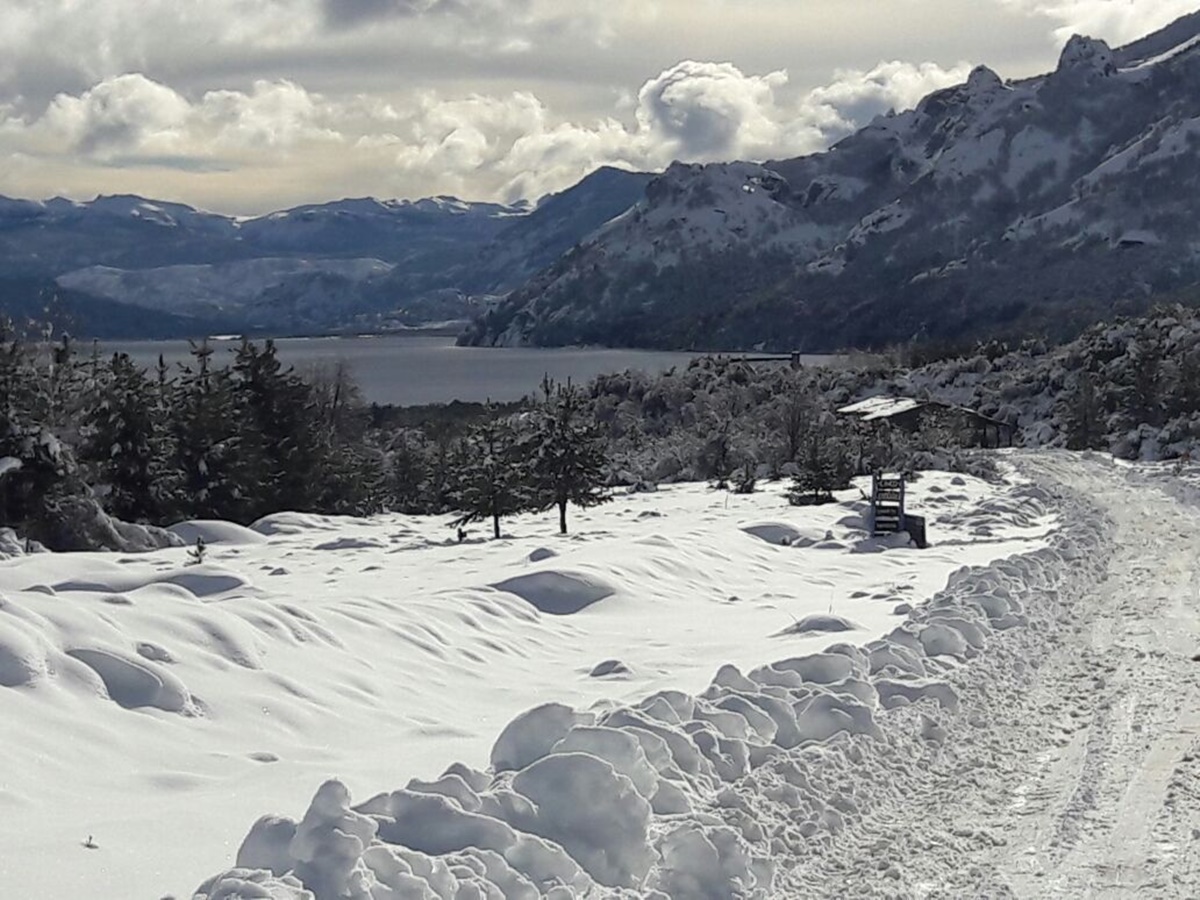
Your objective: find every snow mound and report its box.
[740,522,824,546]
[0,616,49,687]
[510,752,655,886]
[589,658,631,677]
[311,536,386,551]
[52,564,252,600]
[773,613,860,636]
[66,647,193,712]
[490,570,616,614]
[249,512,344,535]
[168,520,269,546]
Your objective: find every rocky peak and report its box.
[966,65,1004,95]
[1056,34,1116,77]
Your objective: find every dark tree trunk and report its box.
[558,498,568,535]
[492,512,500,539]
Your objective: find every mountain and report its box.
[0,171,651,337]
[462,14,1200,351]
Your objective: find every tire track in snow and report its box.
[768,451,1200,899]
[1002,454,1200,898]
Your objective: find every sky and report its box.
[0,0,1194,214]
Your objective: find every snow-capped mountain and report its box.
[0,170,650,336]
[463,13,1200,351]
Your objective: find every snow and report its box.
[1122,33,1200,70]
[589,161,831,270]
[933,127,1006,183]
[168,520,270,546]
[845,201,911,245]
[56,256,395,319]
[838,395,923,420]
[1003,125,1071,192]
[0,470,1065,898]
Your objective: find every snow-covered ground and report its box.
[0,469,1061,898]
[15,453,1199,898]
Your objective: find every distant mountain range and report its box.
[464,12,1200,351]
[4,13,1200,349]
[0,167,651,338]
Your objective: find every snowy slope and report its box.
[465,13,1200,351]
[56,257,396,328]
[0,471,1057,899]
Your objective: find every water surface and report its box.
[99,334,836,406]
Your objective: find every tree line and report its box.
[0,328,612,550]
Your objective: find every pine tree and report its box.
[786,414,853,506]
[0,322,93,545]
[449,415,529,539]
[169,340,242,520]
[528,379,611,535]
[0,323,37,529]
[1063,368,1105,450]
[230,339,325,519]
[82,353,166,522]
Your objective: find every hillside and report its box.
[463,14,1200,351]
[0,170,650,338]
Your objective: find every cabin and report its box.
[837,396,1014,449]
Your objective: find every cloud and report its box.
[376,58,971,202]
[635,61,790,159]
[42,74,193,158]
[0,1,314,102]
[321,0,530,28]
[799,59,974,143]
[0,56,973,211]
[200,81,342,149]
[996,0,1199,44]
[4,75,340,166]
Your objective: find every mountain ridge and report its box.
[0,169,650,337]
[461,12,1200,351]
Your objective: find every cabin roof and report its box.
[837,396,924,421]
[838,395,1012,429]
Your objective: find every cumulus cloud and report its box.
[996,0,1199,44]
[371,58,971,202]
[42,75,193,158]
[3,75,340,167]
[0,56,972,210]
[635,61,789,159]
[799,60,974,143]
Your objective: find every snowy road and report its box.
[779,452,1200,898]
[996,454,1200,897]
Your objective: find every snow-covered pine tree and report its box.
[0,322,36,530]
[786,413,853,506]
[384,429,434,513]
[1063,368,1106,451]
[230,339,326,519]
[170,339,243,520]
[528,378,611,535]
[449,414,529,539]
[82,352,167,522]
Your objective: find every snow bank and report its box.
[168,520,270,546]
[491,571,616,615]
[0,470,1062,898]
[195,468,1098,899]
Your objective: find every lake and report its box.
[96,334,838,406]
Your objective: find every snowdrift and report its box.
[195,472,1103,900]
[0,470,1061,898]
